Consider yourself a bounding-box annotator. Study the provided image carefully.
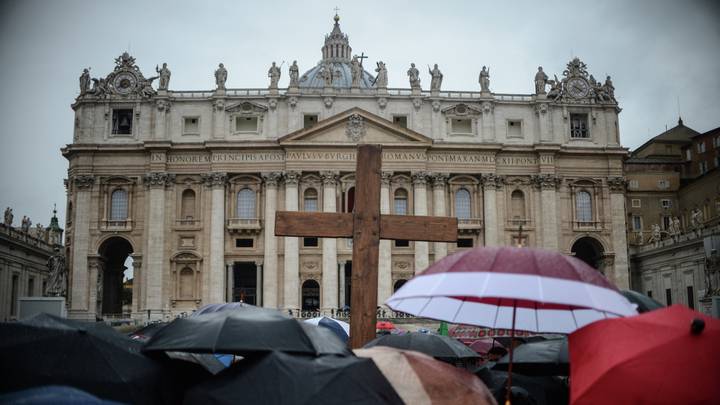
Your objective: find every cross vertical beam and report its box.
[349,145,382,349]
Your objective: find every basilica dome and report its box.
[298,14,377,89]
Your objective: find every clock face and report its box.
[566,77,589,99]
[113,72,136,94]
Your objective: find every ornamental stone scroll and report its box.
[607,177,628,192]
[73,175,95,190]
[320,171,339,186]
[411,172,429,186]
[284,171,301,185]
[531,174,562,190]
[144,172,176,188]
[202,172,228,188]
[481,173,505,189]
[261,172,283,187]
[430,173,449,188]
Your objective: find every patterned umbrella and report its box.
[304,316,350,342]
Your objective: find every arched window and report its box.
[237,189,256,218]
[181,189,196,219]
[179,267,194,299]
[576,191,593,222]
[110,189,128,220]
[304,188,318,212]
[394,189,408,215]
[301,279,320,311]
[455,188,471,219]
[511,190,525,220]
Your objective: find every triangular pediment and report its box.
[279,108,433,146]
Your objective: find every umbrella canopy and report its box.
[128,322,168,342]
[183,351,404,405]
[569,305,720,404]
[386,246,637,334]
[376,321,396,330]
[620,289,664,313]
[0,385,124,405]
[192,302,255,316]
[0,313,164,404]
[304,316,350,342]
[143,307,350,356]
[493,338,569,376]
[364,332,480,363]
[355,347,497,405]
[469,338,504,355]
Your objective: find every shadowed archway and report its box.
[571,237,604,270]
[98,237,133,316]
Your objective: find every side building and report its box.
[63,16,630,321]
[627,121,720,314]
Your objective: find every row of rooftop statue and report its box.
[644,208,708,248]
[77,52,616,103]
[4,207,44,238]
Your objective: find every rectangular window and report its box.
[235,116,258,132]
[392,115,408,128]
[183,117,200,135]
[27,277,35,296]
[714,155,719,168]
[452,119,473,134]
[457,238,474,248]
[631,199,641,208]
[665,288,672,305]
[303,237,318,247]
[111,109,133,135]
[686,149,692,161]
[394,199,407,216]
[687,286,695,310]
[507,120,522,138]
[632,215,642,230]
[570,114,589,138]
[303,114,318,129]
[11,274,19,316]
[697,142,705,153]
[699,161,708,174]
[394,240,409,247]
[235,238,253,248]
[660,199,672,209]
[647,290,653,298]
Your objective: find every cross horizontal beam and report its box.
[275,211,458,242]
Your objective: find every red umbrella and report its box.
[469,338,504,355]
[376,321,396,331]
[569,305,720,404]
[386,246,636,404]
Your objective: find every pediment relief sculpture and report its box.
[225,101,269,114]
[441,103,483,117]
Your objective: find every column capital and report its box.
[531,174,561,190]
[320,171,339,186]
[261,172,283,187]
[481,173,505,189]
[607,176,628,192]
[430,173,449,188]
[73,175,95,189]
[202,172,228,188]
[412,171,429,186]
[381,171,393,186]
[144,172,176,188]
[284,171,301,186]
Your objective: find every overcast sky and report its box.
[1,0,719,229]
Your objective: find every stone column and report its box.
[431,173,449,261]
[261,173,282,308]
[256,262,263,306]
[533,174,560,250]
[536,102,552,143]
[320,171,339,311]
[130,254,142,316]
[481,101,495,142]
[412,172,429,273]
[338,261,346,308]
[378,172,393,306]
[154,99,170,140]
[226,263,233,302]
[608,177,630,289]
[88,255,104,319]
[144,172,174,318]
[283,171,301,311]
[69,175,94,319]
[482,174,500,246]
[203,172,227,305]
[212,98,226,139]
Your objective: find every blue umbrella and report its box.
[304,317,350,342]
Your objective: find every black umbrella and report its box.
[476,365,568,405]
[143,307,351,356]
[364,332,479,362]
[493,337,569,376]
[621,289,664,313]
[0,313,164,404]
[128,321,168,342]
[183,351,404,405]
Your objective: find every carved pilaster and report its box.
[144,172,176,188]
[156,99,171,112]
[73,175,95,190]
[412,172,429,186]
[430,173,449,189]
[481,173,504,189]
[531,174,561,190]
[412,98,423,111]
[381,171,394,186]
[481,101,494,114]
[262,172,283,188]
[284,171,301,185]
[320,171,339,186]
[202,172,228,188]
[607,176,628,193]
[377,97,388,110]
[213,99,225,111]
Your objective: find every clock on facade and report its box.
[113,72,137,95]
[566,77,590,99]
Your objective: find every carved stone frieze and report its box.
[531,174,561,190]
[288,96,298,109]
[432,100,441,112]
[144,172,176,188]
[607,176,628,192]
[268,98,278,110]
[213,99,225,111]
[441,103,482,116]
[320,171,339,185]
[535,103,548,115]
[430,173,449,188]
[412,172,428,186]
[202,172,228,188]
[156,99,171,112]
[412,97,423,111]
[73,175,95,189]
[323,96,334,109]
[481,173,505,189]
[261,172,283,187]
[345,113,366,142]
[481,101,494,114]
[284,171,301,185]
[377,97,388,110]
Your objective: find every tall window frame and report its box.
[236,188,257,219]
[454,188,472,219]
[110,189,129,220]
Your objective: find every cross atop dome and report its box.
[323,10,351,62]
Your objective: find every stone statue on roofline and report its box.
[534,66,548,95]
[215,63,228,90]
[79,68,91,95]
[21,215,31,233]
[479,66,490,93]
[350,56,362,88]
[429,64,443,92]
[374,61,388,88]
[289,61,299,87]
[3,207,13,227]
[268,61,281,89]
[156,63,171,90]
[407,63,420,90]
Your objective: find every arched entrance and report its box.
[98,237,133,316]
[301,280,320,311]
[571,237,604,270]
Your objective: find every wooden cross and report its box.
[358,52,368,67]
[275,144,458,348]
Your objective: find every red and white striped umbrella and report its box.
[386,246,637,334]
